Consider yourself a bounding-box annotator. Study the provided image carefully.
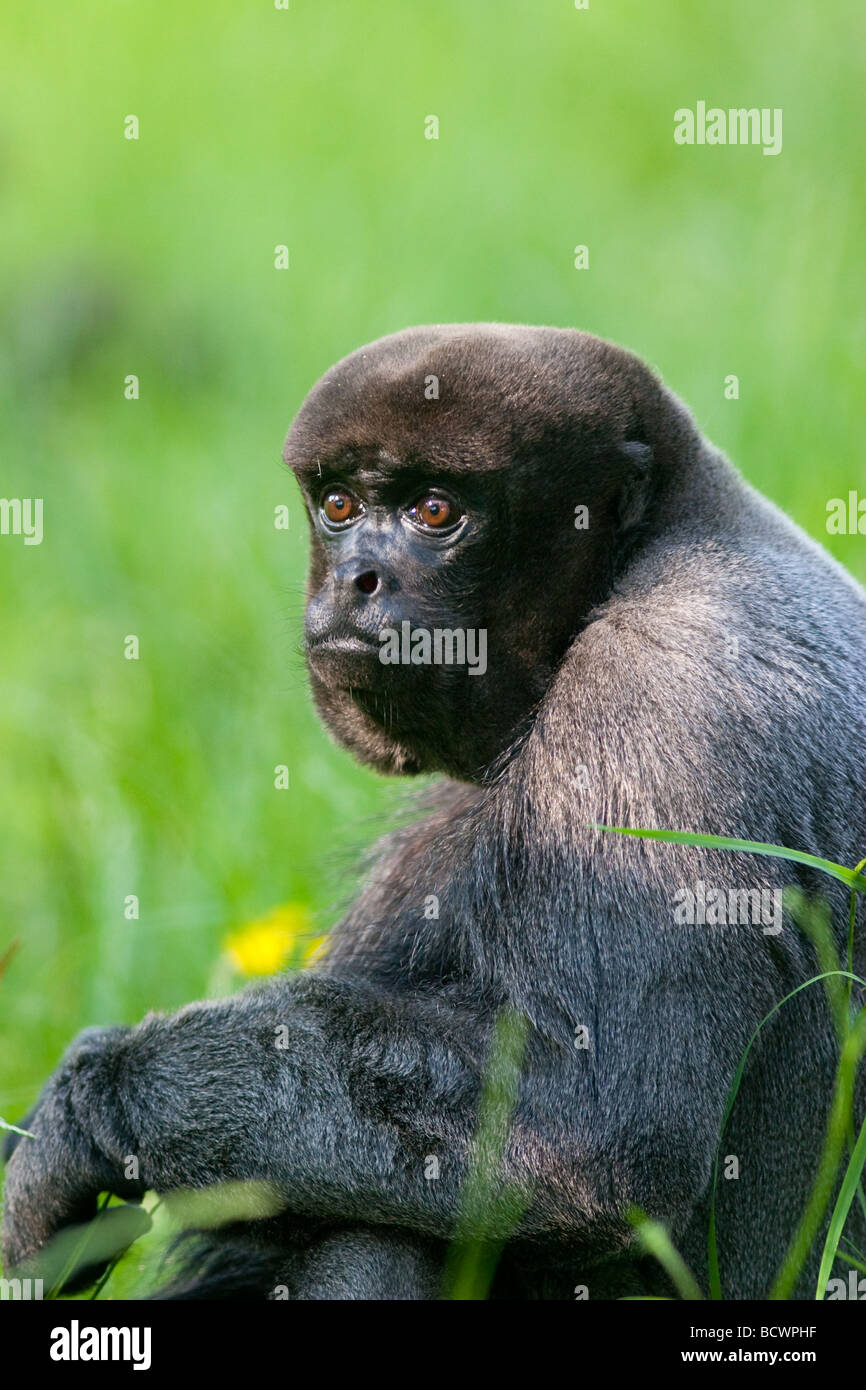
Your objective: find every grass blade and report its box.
[595,826,866,893]
[443,1008,531,1300]
[628,1207,704,1301]
[815,1071,866,1297]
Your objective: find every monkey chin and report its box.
[308,671,426,776]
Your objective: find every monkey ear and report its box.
[617,440,653,530]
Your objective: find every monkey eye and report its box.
[320,488,364,527]
[407,492,462,531]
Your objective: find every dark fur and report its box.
[3,325,865,1299]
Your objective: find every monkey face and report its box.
[303,467,472,686]
[283,324,658,780]
[292,450,509,779]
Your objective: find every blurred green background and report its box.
[1,0,864,1117]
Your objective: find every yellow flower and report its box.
[224,904,313,977]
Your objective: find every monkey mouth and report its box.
[308,634,380,657]
[306,634,385,690]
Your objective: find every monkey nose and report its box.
[354,570,379,596]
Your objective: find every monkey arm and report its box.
[1,953,737,1281]
[0,974,484,1273]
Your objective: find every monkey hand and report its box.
[1,1026,147,1287]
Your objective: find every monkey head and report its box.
[284,324,682,781]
